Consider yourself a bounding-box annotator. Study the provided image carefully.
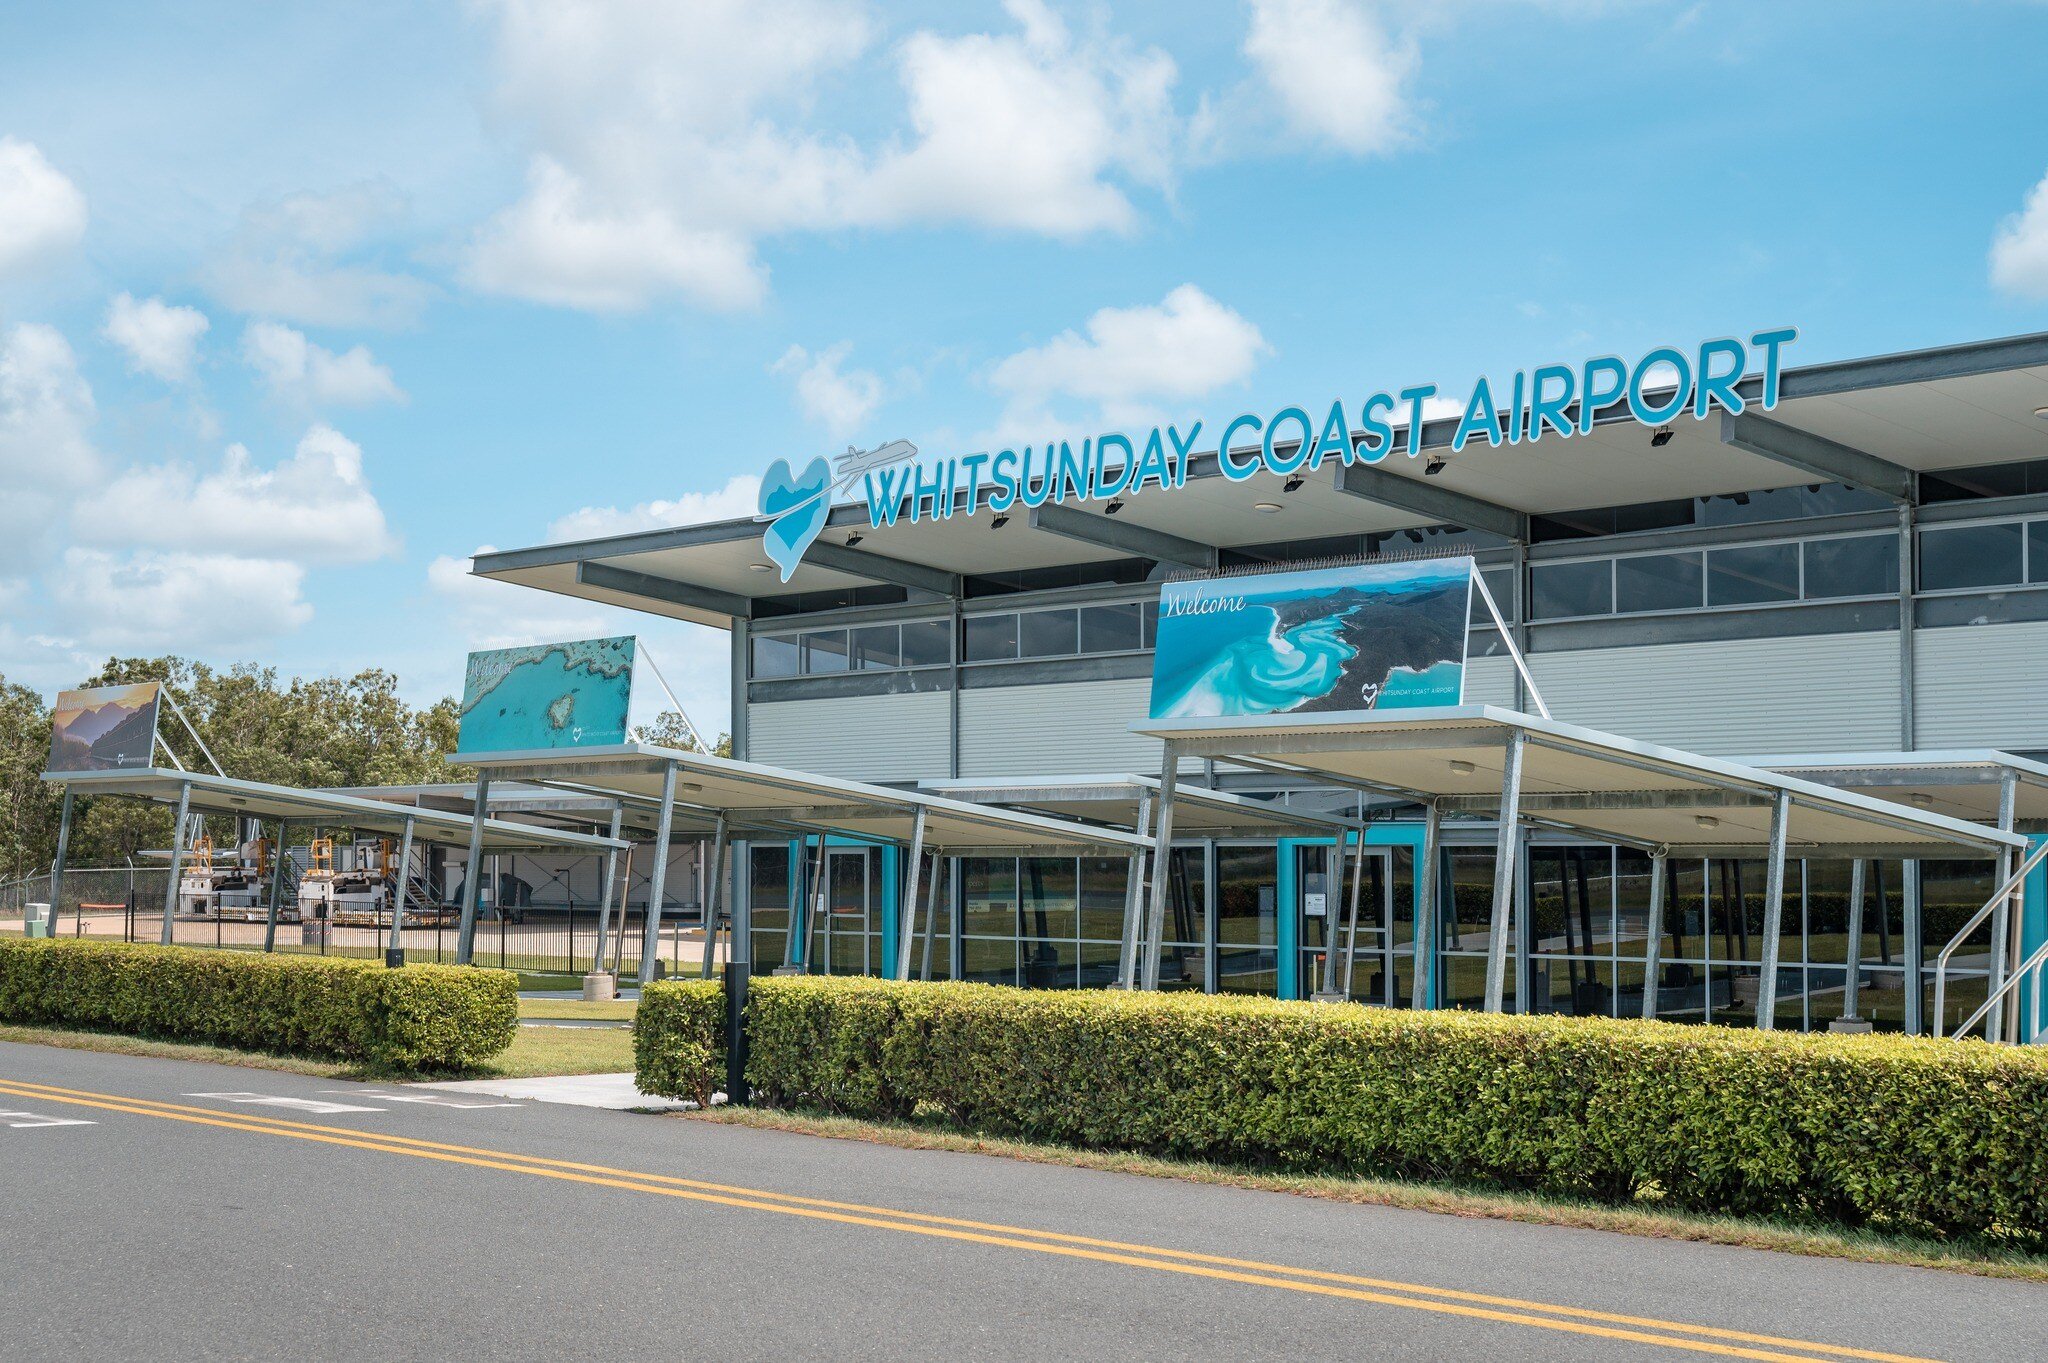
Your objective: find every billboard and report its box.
[1149,558,1473,721]
[456,636,637,754]
[48,682,163,773]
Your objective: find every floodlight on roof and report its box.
[1651,425,1675,447]
[991,512,1010,529]
[1282,473,1305,492]
[1448,759,1476,775]
[1104,498,1125,515]
[1423,453,1449,475]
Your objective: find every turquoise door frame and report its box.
[1276,825,1429,1002]
[784,835,899,975]
[2020,833,2046,1039]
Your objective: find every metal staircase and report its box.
[1934,838,2048,1045]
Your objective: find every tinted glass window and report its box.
[899,619,952,667]
[1141,600,1160,646]
[849,625,899,670]
[751,635,800,678]
[1920,522,2024,591]
[1615,552,1702,614]
[1706,543,1798,605]
[801,630,849,672]
[1530,560,1612,619]
[1018,609,1078,658]
[2030,523,2048,584]
[1079,603,1143,654]
[1804,534,1897,599]
[963,614,1018,661]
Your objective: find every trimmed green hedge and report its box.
[0,939,518,1073]
[637,975,2048,1241]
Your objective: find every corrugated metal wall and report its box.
[1914,621,2048,749]
[959,679,1164,778]
[1463,656,1518,708]
[748,690,952,781]
[1526,630,1904,754]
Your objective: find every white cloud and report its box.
[207,185,433,328]
[428,547,610,650]
[773,343,884,438]
[242,320,404,407]
[0,323,100,574]
[103,293,210,382]
[1991,169,2048,300]
[0,138,87,276]
[464,0,1182,311]
[51,548,312,651]
[545,473,763,543]
[76,424,397,564]
[1243,0,1418,155]
[988,284,1269,427]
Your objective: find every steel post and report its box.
[386,816,416,967]
[1417,800,1442,1010]
[1116,794,1152,990]
[1641,851,1667,1020]
[724,831,752,1105]
[49,790,74,932]
[637,761,680,985]
[592,804,623,975]
[1993,774,2018,1042]
[264,820,289,953]
[160,781,192,945]
[1842,858,1867,1022]
[895,806,928,981]
[699,815,729,981]
[1483,733,1525,1013]
[1755,790,1792,1029]
[454,772,492,965]
[1140,743,1180,991]
[1338,822,1366,1000]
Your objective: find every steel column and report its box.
[454,772,492,965]
[1417,801,1442,1010]
[1116,794,1152,989]
[385,816,416,967]
[592,804,624,975]
[1338,823,1366,1000]
[264,820,289,953]
[1755,790,1793,1029]
[699,814,730,981]
[1641,852,1667,1020]
[1483,733,1525,1013]
[1904,862,1925,1035]
[724,828,752,1106]
[160,781,192,945]
[1842,859,1868,1023]
[895,806,928,981]
[1993,773,2019,1042]
[1140,743,1180,991]
[49,790,74,934]
[921,856,946,981]
[637,761,680,984]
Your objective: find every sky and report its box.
[1,0,2045,739]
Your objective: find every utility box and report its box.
[23,903,53,938]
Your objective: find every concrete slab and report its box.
[413,1073,696,1111]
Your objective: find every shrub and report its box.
[634,975,2048,1241]
[634,980,723,1108]
[0,939,517,1073]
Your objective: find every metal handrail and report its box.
[1934,838,2048,1039]
[1953,936,2048,1044]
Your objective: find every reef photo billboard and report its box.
[456,636,637,754]
[48,682,163,773]
[1149,558,1474,721]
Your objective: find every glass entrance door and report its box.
[1300,845,1397,1003]
[823,848,873,976]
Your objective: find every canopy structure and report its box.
[922,773,1361,839]
[39,766,628,955]
[1130,705,2025,1026]
[461,743,1151,984]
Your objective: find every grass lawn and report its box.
[517,997,637,1022]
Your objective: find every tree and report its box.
[0,676,59,882]
[632,710,729,756]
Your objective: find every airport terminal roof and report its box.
[1747,750,2048,828]
[922,774,1362,838]
[471,331,2048,627]
[1131,707,2027,860]
[43,768,628,854]
[461,744,1150,856]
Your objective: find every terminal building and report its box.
[474,330,2048,1038]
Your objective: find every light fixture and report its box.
[1423,453,1449,476]
[1282,473,1305,493]
[1694,815,1720,830]
[678,781,704,793]
[990,512,1011,529]
[1650,424,1675,447]
[2035,406,2048,420]
[1104,498,1126,515]
[1448,759,1476,775]
[1253,501,1283,513]
[1908,792,1935,808]
[844,530,864,546]
[748,562,775,572]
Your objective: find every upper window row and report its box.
[1918,519,2048,593]
[750,601,1164,677]
[751,619,953,679]
[1529,533,1897,621]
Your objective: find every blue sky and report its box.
[1,0,2045,738]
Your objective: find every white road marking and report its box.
[324,1090,522,1109]
[0,1108,95,1129]
[187,1091,385,1115]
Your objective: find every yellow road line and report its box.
[0,1076,1937,1363]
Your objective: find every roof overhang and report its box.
[1131,707,2026,860]
[922,773,1362,838]
[473,332,2048,625]
[1745,750,2048,828]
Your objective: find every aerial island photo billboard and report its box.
[456,636,637,754]
[47,682,163,772]
[1149,559,1474,721]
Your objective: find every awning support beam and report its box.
[1640,851,1668,1021]
[803,540,959,597]
[895,805,928,981]
[455,772,492,965]
[1483,732,1525,1013]
[1028,504,1214,570]
[160,780,193,946]
[577,561,753,620]
[1755,789,1794,1029]
[1337,464,1528,541]
[638,761,680,984]
[592,803,623,976]
[264,819,290,953]
[385,815,416,967]
[1141,743,1181,990]
[1720,411,1915,504]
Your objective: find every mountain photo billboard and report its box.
[48,682,163,773]
[1149,558,1473,721]
[456,636,638,754]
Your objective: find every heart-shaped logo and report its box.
[758,455,832,581]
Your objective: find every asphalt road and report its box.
[1,1040,2041,1362]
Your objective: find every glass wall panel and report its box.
[1018,609,1079,659]
[1214,844,1278,995]
[1614,552,1702,614]
[2031,523,2048,584]
[751,635,800,678]
[1078,603,1143,654]
[1706,544,1798,605]
[960,857,1019,985]
[749,844,792,974]
[849,625,900,669]
[1077,856,1127,989]
[1803,534,1897,599]
[1019,856,1079,988]
[1921,860,1994,1036]
[1438,848,1505,1011]
[1920,522,2024,591]
[801,629,850,673]
[963,614,1019,661]
[1158,845,1207,991]
[1530,560,1612,619]
[900,618,953,667]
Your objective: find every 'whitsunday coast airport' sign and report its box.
[756,328,1798,579]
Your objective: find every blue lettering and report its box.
[989,449,1021,511]
[1693,337,1747,418]
[1530,364,1576,440]
[1358,393,1395,463]
[865,466,907,527]
[1055,439,1093,503]
[912,459,947,521]
[1168,422,1201,487]
[1399,384,1437,458]
[1452,377,1501,453]
[958,451,990,512]
[1019,445,1055,509]
[1750,326,1797,409]
[1132,429,1174,493]
[1095,433,1135,498]
[1308,400,1349,470]
[1579,356,1627,434]
[1264,406,1314,475]
[1628,347,1692,425]
[1218,413,1262,481]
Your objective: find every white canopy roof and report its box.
[1746,750,2048,828]
[923,774,1361,838]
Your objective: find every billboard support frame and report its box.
[1469,566,1549,720]
[159,779,192,946]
